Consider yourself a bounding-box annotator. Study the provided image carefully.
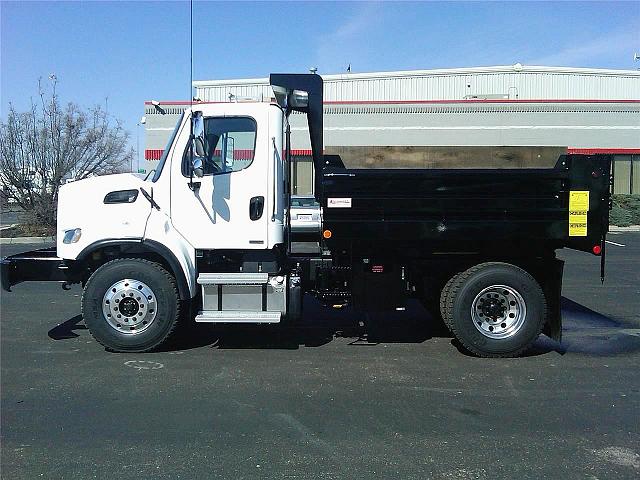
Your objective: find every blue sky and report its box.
[1,1,638,164]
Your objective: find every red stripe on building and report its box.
[324,99,640,105]
[212,149,254,160]
[290,149,313,156]
[144,101,227,105]
[145,149,256,161]
[147,147,638,161]
[290,148,640,156]
[567,148,640,155]
[146,99,640,106]
[145,149,164,160]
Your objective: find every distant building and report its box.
[144,65,640,194]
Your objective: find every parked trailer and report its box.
[1,74,612,357]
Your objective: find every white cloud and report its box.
[313,3,383,74]
[526,25,639,67]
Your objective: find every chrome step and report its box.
[195,310,281,323]
[197,272,268,285]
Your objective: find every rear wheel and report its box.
[82,258,181,352]
[442,262,546,358]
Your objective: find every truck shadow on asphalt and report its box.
[48,315,87,340]
[503,297,640,358]
[167,298,449,351]
[47,297,640,356]
[534,297,640,356]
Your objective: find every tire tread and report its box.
[440,271,462,329]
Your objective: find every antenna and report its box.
[190,0,193,102]
[188,0,197,191]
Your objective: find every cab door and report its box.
[169,104,274,250]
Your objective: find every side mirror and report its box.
[192,156,204,178]
[289,90,309,108]
[190,112,205,178]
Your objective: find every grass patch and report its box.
[610,195,640,227]
[0,224,56,238]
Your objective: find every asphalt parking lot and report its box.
[1,233,639,479]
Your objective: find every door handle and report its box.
[249,196,265,221]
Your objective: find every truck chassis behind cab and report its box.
[2,74,612,357]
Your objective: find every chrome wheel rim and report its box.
[471,285,526,339]
[102,279,157,335]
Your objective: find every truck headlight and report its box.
[63,228,82,244]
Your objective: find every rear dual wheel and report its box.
[82,258,181,352]
[441,262,546,358]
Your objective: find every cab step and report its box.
[195,311,281,323]
[197,272,268,285]
[196,272,286,322]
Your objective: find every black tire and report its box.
[81,258,181,352]
[439,271,462,330]
[443,262,546,358]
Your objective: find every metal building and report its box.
[144,65,640,194]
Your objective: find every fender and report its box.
[76,238,192,300]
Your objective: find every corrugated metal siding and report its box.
[194,67,640,102]
[286,102,640,150]
[196,84,273,102]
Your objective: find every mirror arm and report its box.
[187,132,200,191]
[271,137,277,221]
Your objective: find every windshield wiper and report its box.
[140,187,160,210]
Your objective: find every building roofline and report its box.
[192,65,640,87]
[145,99,640,106]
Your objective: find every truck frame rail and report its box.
[1,248,78,292]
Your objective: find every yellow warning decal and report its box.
[569,190,590,237]
[569,191,590,212]
[569,211,588,236]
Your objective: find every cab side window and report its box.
[182,116,257,176]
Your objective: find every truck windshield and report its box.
[152,112,184,182]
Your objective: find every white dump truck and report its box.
[2,74,612,357]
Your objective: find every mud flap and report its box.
[542,258,564,343]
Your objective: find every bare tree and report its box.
[0,78,133,228]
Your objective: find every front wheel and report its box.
[81,258,181,352]
[442,262,546,358]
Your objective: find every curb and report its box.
[0,236,56,245]
[610,226,640,232]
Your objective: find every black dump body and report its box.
[268,74,611,258]
[321,154,611,257]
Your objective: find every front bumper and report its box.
[1,248,79,292]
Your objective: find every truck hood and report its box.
[62,173,146,193]
[57,173,152,259]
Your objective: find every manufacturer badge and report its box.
[327,198,352,208]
